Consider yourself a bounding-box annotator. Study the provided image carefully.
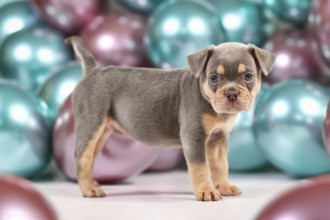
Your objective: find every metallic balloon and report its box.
[0,175,57,220]
[147,148,184,172]
[262,0,311,25]
[0,26,72,91]
[256,179,330,220]
[0,0,25,8]
[80,12,149,67]
[146,0,226,68]
[263,28,330,85]
[36,62,82,125]
[30,0,103,35]
[322,102,330,155]
[115,0,164,14]
[228,87,269,171]
[53,96,160,183]
[209,0,268,46]
[0,80,51,178]
[0,1,40,44]
[255,79,330,177]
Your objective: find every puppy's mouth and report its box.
[212,98,252,114]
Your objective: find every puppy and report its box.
[66,37,275,201]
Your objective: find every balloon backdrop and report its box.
[147,148,184,172]
[0,0,25,8]
[228,87,268,171]
[53,96,160,183]
[263,28,330,85]
[146,0,226,68]
[0,1,39,44]
[323,102,330,155]
[262,0,311,25]
[80,12,149,67]
[37,62,82,125]
[0,26,72,91]
[30,0,103,35]
[0,80,50,178]
[255,80,330,177]
[209,0,268,46]
[116,0,164,14]
[0,175,57,220]
[256,179,330,220]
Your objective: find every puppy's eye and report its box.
[209,75,220,84]
[244,73,254,82]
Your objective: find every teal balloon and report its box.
[263,0,311,25]
[0,80,51,178]
[0,0,25,8]
[0,26,72,91]
[209,0,268,46]
[116,0,165,14]
[255,80,330,177]
[37,62,82,125]
[228,86,269,171]
[0,1,40,44]
[147,0,226,68]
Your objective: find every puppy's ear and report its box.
[187,45,215,78]
[248,44,276,76]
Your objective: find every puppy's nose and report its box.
[225,88,239,102]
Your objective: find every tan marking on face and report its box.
[238,64,246,74]
[203,80,215,101]
[217,65,225,75]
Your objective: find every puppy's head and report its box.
[187,42,275,114]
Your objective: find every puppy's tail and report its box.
[65,36,97,76]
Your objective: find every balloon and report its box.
[146,0,226,68]
[115,0,164,14]
[36,62,82,125]
[0,1,39,44]
[255,79,330,177]
[262,0,311,25]
[256,179,330,220]
[80,12,149,67]
[209,0,268,46]
[322,102,330,155]
[263,28,330,85]
[309,0,330,66]
[228,87,268,171]
[30,0,102,35]
[53,96,160,183]
[0,26,72,91]
[147,148,184,172]
[0,80,50,178]
[0,175,57,220]
[0,0,25,8]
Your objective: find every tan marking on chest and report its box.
[238,64,246,74]
[217,65,225,75]
[202,113,238,135]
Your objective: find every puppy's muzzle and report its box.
[224,87,239,102]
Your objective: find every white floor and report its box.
[33,171,301,220]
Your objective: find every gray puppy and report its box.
[66,36,275,201]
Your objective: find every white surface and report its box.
[34,171,300,220]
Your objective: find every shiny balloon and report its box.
[0,26,72,91]
[80,12,149,67]
[30,0,102,35]
[322,102,330,155]
[146,0,226,68]
[147,148,184,172]
[255,80,330,177]
[228,87,268,171]
[0,175,57,220]
[0,0,25,8]
[256,179,330,220]
[53,96,160,183]
[263,28,330,85]
[116,0,164,14]
[262,0,311,25]
[0,80,50,178]
[0,1,39,44]
[37,62,82,125]
[209,0,268,46]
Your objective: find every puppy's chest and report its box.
[202,113,238,136]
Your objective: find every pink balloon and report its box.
[80,12,150,67]
[30,0,103,35]
[0,175,57,220]
[147,148,184,172]
[53,96,160,183]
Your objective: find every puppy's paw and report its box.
[216,183,241,196]
[195,185,222,201]
[81,185,106,198]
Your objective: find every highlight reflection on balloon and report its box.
[146,0,226,68]
[255,80,330,177]
[0,80,50,178]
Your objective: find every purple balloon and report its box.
[30,0,103,35]
[256,179,330,220]
[0,175,57,220]
[263,28,330,85]
[323,102,330,155]
[147,148,184,172]
[53,96,160,183]
[80,12,150,67]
